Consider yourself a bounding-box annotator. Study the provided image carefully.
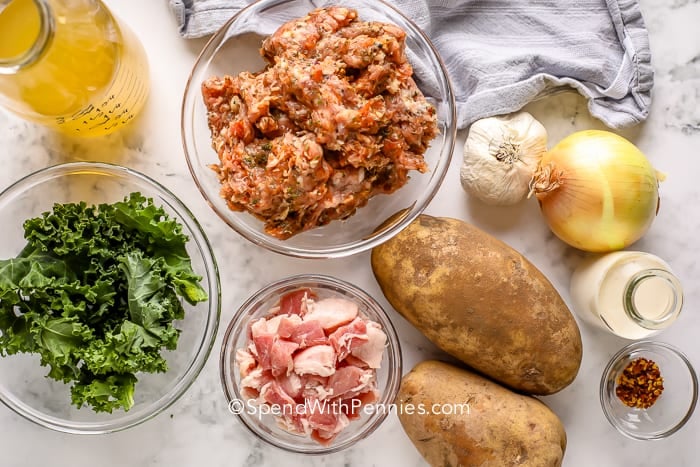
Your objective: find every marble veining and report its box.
[0,0,698,466]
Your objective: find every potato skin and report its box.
[397,360,566,467]
[371,214,582,395]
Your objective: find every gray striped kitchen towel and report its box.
[169,0,653,129]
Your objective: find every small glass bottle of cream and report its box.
[569,251,683,340]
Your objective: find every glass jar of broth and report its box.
[0,0,149,136]
[569,251,683,340]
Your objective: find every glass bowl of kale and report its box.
[0,162,220,434]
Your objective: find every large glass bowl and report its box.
[219,274,402,453]
[181,0,456,258]
[0,162,221,434]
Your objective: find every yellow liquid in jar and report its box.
[0,0,41,59]
[0,0,150,136]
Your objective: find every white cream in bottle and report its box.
[569,251,683,339]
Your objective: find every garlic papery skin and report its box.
[460,112,547,205]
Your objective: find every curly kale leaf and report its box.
[0,193,208,413]
[112,193,207,304]
[71,373,137,414]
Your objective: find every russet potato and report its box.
[371,214,582,395]
[397,360,567,467]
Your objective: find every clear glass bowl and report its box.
[181,0,456,258]
[0,162,221,434]
[219,274,402,453]
[600,341,698,440]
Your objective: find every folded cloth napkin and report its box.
[168,0,653,130]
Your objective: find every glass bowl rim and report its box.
[0,161,222,434]
[599,340,699,440]
[181,0,456,259]
[218,273,403,454]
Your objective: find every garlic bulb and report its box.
[460,112,547,205]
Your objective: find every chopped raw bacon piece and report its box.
[265,314,286,334]
[342,354,370,369]
[247,341,258,358]
[302,375,333,401]
[276,314,303,338]
[309,411,350,445]
[277,411,311,436]
[342,389,380,420]
[251,314,286,337]
[351,321,387,369]
[293,344,337,377]
[328,366,364,398]
[288,319,327,348]
[250,318,267,339]
[261,380,296,413]
[279,371,303,400]
[240,366,273,400]
[303,297,359,331]
[270,338,300,377]
[279,288,315,315]
[307,403,340,432]
[328,366,375,399]
[235,348,257,377]
[329,317,368,360]
[253,333,275,370]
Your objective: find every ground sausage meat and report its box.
[202,7,438,239]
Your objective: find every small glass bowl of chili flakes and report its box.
[600,341,698,440]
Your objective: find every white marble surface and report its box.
[0,0,698,465]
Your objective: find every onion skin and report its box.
[532,130,659,253]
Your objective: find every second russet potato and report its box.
[397,360,567,467]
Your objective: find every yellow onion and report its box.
[530,130,661,252]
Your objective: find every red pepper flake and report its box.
[615,357,664,409]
